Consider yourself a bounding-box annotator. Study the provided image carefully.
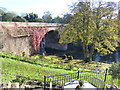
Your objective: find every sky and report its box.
[0,0,119,18]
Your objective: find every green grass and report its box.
[0,57,74,83]
[0,52,93,71]
[0,52,119,87]
[0,52,111,71]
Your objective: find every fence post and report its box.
[104,68,108,88]
[104,68,108,82]
[77,70,80,79]
[50,81,52,90]
[44,76,46,89]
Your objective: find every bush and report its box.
[72,67,78,71]
[109,62,120,86]
[79,80,84,87]
[67,56,73,60]
[12,76,28,86]
[68,63,74,70]
[62,54,67,59]
[44,56,52,60]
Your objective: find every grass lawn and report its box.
[0,53,119,87]
[0,57,74,83]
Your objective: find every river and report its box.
[93,47,120,63]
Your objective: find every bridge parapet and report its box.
[0,22,64,32]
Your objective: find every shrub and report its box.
[44,56,52,60]
[68,63,74,70]
[12,76,28,86]
[67,56,73,60]
[79,80,84,87]
[72,67,78,71]
[62,54,67,59]
[43,63,49,67]
[109,62,120,87]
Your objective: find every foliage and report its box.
[67,56,73,60]
[24,12,43,22]
[12,16,26,22]
[59,1,119,62]
[2,12,17,21]
[78,80,84,87]
[0,52,119,86]
[0,52,110,71]
[62,14,73,24]
[12,76,28,86]
[62,54,67,59]
[0,9,5,16]
[32,28,48,53]
[6,22,48,53]
[109,63,120,79]
[52,14,72,24]
[52,16,63,23]
[109,62,120,86]
[42,11,52,23]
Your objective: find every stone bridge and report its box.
[0,22,62,31]
[0,22,67,56]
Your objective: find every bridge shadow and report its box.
[45,44,84,60]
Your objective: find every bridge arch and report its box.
[39,30,67,55]
[0,22,67,56]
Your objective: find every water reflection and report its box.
[93,47,120,63]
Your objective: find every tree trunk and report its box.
[82,43,93,62]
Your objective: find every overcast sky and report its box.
[0,0,119,18]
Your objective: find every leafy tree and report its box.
[52,16,63,23]
[0,9,5,16]
[2,12,16,21]
[24,13,43,22]
[0,9,5,21]
[109,62,120,87]
[12,16,26,22]
[59,1,119,62]
[62,14,73,24]
[42,11,52,23]
[118,2,120,39]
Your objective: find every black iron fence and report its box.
[44,69,110,89]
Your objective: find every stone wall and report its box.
[3,33,34,56]
[0,24,3,49]
[0,32,3,49]
[0,22,67,55]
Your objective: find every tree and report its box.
[0,9,5,16]
[59,1,119,62]
[62,14,73,24]
[2,12,16,21]
[52,16,63,23]
[109,62,120,88]
[24,13,43,22]
[12,16,26,22]
[118,1,120,39]
[42,11,52,23]
[0,9,5,21]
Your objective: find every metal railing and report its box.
[44,69,109,89]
